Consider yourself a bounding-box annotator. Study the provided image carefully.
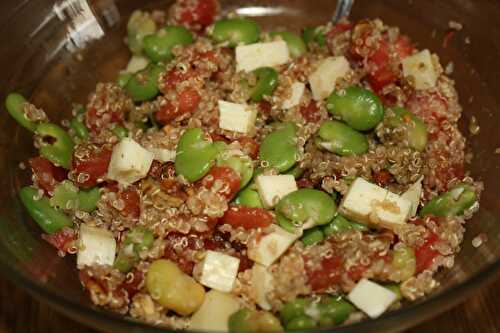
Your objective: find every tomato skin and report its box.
[119,187,141,220]
[257,100,272,117]
[300,101,321,123]
[177,0,217,30]
[306,256,344,291]
[72,148,112,188]
[220,206,274,229]
[414,232,440,273]
[29,156,67,194]
[372,170,393,187]
[41,227,76,252]
[202,166,241,200]
[178,87,201,114]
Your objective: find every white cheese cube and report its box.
[348,278,397,318]
[255,175,298,208]
[198,250,240,292]
[77,224,116,268]
[218,100,257,134]
[107,138,154,185]
[190,290,241,332]
[282,82,305,109]
[124,55,149,73]
[401,176,423,217]
[248,225,302,267]
[402,50,438,90]
[308,56,351,101]
[251,264,274,310]
[236,41,290,72]
[339,177,412,229]
[148,148,176,162]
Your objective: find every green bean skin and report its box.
[228,309,283,333]
[270,31,307,58]
[175,128,218,182]
[19,187,73,234]
[70,117,89,140]
[5,93,37,132]
[327,86,384,131]
[420,183,477,217]
[117,73,133,88]
[303,27,326,47]
[286,316,317,331]
[323,214,367,237]
[280,298,311,325]
[143,26,194,62]
[212,18,261,47]
[317,297,355,326]
[125,64,165,102]
[301,227,325,246]
[285,165,304,179]
[234,187,263,208]
[250,67,279,102]
[277,189,337,227]
[114,226,154,273]
[50,181,100,213]
[259,123,298,173]
[36,123,74,169]
[112,125,129,139]
[316,120,369,156]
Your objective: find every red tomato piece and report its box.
[394,36,414,59]
[118,269,144,298]
[236,137,259,159]
[29,156,67,194]
[257,100,272,117]
[85,107,124,134]
[220,206,273,229]
[202,166,241,200]
[178,87,201,114]
[297,178,315,189]
[72,148,112,188]
[119,187,141,220]
[300,101,322,123]
[41,227,76,252]
[177,0,217,31]
[327,22,353,38]
[372,170,393,187]
[306,255,344,291]
[414,232,440,273]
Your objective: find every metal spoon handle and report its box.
[332,0,354,23]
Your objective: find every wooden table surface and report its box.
[0,274,499,333]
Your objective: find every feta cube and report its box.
[255,175,298,208]
[282,82,305,109]
[251,264,274,310]
[198,250,240,292]
[124,55,149,73]
[402,50,438,90]
[218,100,257,134]
[77,224,116,268]
[348,278,397,318]
[401,176,423,217]
[339,177,412,229]
[308,56,351,101]
[248,225,302,267]
[190,290,241,332]
[107,138,154,185]
[148,148,176,162]
[236,41,290,72]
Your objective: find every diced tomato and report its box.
[29,156,67,194]
[41,227,76,252]
[119,187,141,220]
[85,107,124,134]
[72,148,112,188]
[237,137,259,159]
[176,0,217,31]
[300,101,322,123]
[202,166,241,200]
[257,100,272,117]
[297,178,315,189]
[178,87,201,114]
[210,133,229,143]
[406,92,449,126]
[327,22,353,38]
[306,255,344,291]
[118,269,144,298]
[394,36,414,59]
[160,68,199,92]
[220,206,273,229]
[372,170,393,187]
[366,40,397,92]
[414,232,440,273]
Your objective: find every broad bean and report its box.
[114,226,154,273]
[50,181,100,213]
[250,67,279,102]
[143,26,193,62]
[211,18,261,47]
[70,116,89,140]
[323,214,367,237]
[234,187,263,208]
[217,154,254,189]
[36,123,74,169]
[259,123,298,172]
[125,64,165,102]
[302,26,327,47]
[228,309,283,333]
[317,296,355,326]
[277,189,337,227]
[301,227,325,246]
[270,31,306,58]
[386,107,428,152]
[420,183,477,217]
[5,93,37,131]
[315,120,368,156]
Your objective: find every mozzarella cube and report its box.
[236,41,290,72]
[255,175,298,208]
[339,177,412,229]
[190,290,241,332]
[248,225,302,267]
[308,56,351,100]
[251,264,274,310]
[402,176,423,217]
[198,250,240,292]
[402,50,438,90]
[282,82,305,109]
[77,224,116,268]
[348,278,397,318]
[148,148,176,162]
[107,138,154,185]
[218,100,257,134]
[124,55,149,73]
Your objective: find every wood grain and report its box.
[0,274,499,333]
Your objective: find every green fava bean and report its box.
[175,128,218,182]
[285,165,304,179]
[317,297,355,326]
[127,10,157,55]
[217,155,254,189]
[234,187,263,208]
[387,107,428,152]
[36,123,74,169]
[323,214,367,237]
[315,120,369,156]
[392,245,416,281]
[327,86,384,131]
[50,181,100,213]
[212,18,261,47]
[250,67,279,102]
[384,284,403,301]
[117,72,133,88]
[125,64,164,102]
[70,117,89,140]
[277,189,337,227]
[280,298,311,325]
[270,31,307,58]
[112,125,129,139]
[286,316,317,331]
[115,226,154,273]
[19,187,73,234]
[143,26,193,62]
[229,309,283,333]
[303,26,327,47]
[5,93,37,132]
[77,187,101,212]
[301,227,325,246]
[421,183,477,217]
[259,123,298,172]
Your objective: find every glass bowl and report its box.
[0,0,499,332]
